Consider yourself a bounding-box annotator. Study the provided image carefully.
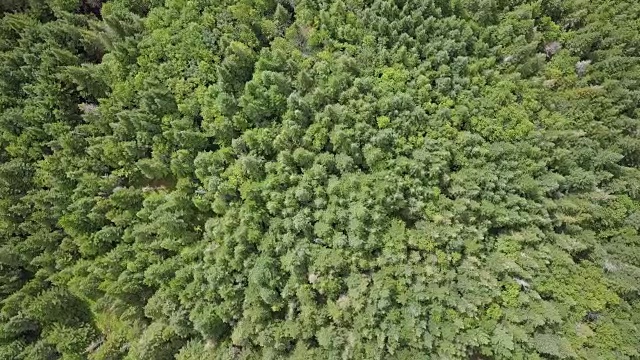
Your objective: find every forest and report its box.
[0,0,639,359]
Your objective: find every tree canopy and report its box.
[1,0,639,359]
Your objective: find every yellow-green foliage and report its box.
[1,0,639,359]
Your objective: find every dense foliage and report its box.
[1,0,639,359]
